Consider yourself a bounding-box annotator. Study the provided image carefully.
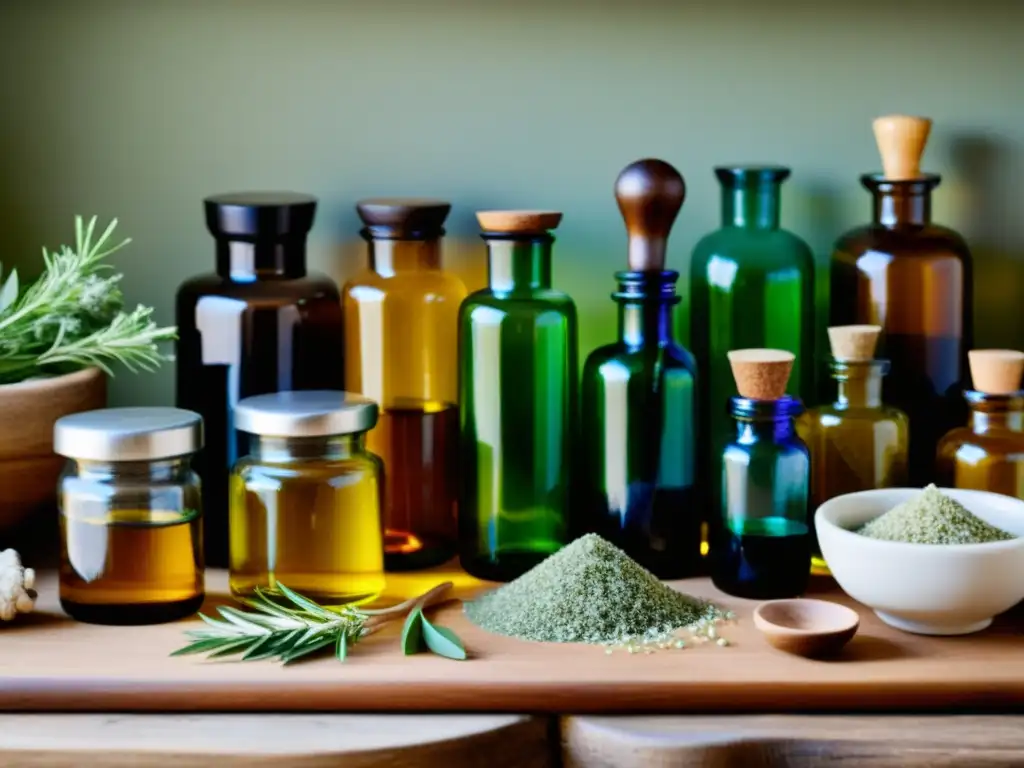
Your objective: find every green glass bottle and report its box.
[458,210,577,582]
[690,167,815,518]
[580,159,700,578]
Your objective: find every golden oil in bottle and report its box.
[54,406,206,625]
[60,508,204,624]
[230,391,386,606]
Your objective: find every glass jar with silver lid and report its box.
[54,407,204,625]
[230,390,385,605]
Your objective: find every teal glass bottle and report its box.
[710,351,810,599]
[690,167,815,518]
[458,211,577,582]
[580,159,700,578]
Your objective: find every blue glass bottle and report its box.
[711,394,811,599]
[579,159,699,578]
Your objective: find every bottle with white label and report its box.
[176,193,345,567]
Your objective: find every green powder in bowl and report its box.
[857,484,1017,544]
[464,534,720,644]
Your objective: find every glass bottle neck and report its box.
[367,238,441,276]
[966,393,1024,433]
[619,302,676,348]
[485,235,553,292]
[721,182,781,230]
[731,396,802,442]
[864,175,938,228]
[833,360,887,408]
[251,434,365,462]
[216,238,307,281]
[74,457,192,483]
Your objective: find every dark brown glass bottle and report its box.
[829,116,973,486]
[176,193,345,567]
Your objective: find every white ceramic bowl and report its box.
[816,487,1024,636]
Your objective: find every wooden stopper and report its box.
[828,325,881,362]
[614,159,686,271]
[968,349,1024,395]
[873,115,932,180]
[476,210,562,234]
[727,349,795,401]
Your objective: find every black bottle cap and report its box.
[356,198,451,240]
[205,192,318,240]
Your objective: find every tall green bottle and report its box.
[690,167,815,518]
[580,159,700,578]
[458,210,578,582]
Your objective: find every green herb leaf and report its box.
[0,269,18,313]
[275,583,337,621]
[421,615,467,661]
[283,636,336,665]
[336,631,348,662]
[170,638,231,657]
[401,607,424,655]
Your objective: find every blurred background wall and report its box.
[1,0,1021,407]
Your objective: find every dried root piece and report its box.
[0,549,36,622]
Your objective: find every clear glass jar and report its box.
[54,407,205,625]
[230,390,385,605]
[710,396,811,599]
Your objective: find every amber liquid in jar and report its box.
[60,509,204,625]
[371,401,458,568]
[229,437,385,605]
[937,392,1024,498]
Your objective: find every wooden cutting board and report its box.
[2,566,1023,713]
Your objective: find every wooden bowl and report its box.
[0,367,107,532]
[753,599,860,658]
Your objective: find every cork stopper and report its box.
[873,115,932,180]
[828,325,881,362]
[727,349,795,401]
[476,210,562,235]
[614,159,686,271]
[968,349,1024,395]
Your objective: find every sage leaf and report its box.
[0,269,18,313]
[421,615,467,661]
[336,631,348,662]
[401,606,424,655]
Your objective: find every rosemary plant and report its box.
[0,215,176,384]
[172,581,466,664]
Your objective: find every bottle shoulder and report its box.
[832,224,972,262]
[461,289,577,314]
[691,228,814,274]
[584,342,695,375]
[178,272,341,303]
[938,428,1024,455]
[802,404,909,428]
[344,269,468,301]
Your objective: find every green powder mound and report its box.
[857,484,1017,545]
[464,534,719,644]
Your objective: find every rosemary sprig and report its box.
[172,581,465,665]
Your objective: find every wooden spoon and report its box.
[753,599,860,658]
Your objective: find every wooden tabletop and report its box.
[1,566,1023,714]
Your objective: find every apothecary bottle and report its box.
[458,211,577,582]
[829,116,973,485]
[176,193,345,568]
[54,408,205,625]
[797,326,909,573]
[344,199,466,571]
[229,391,385,605]
[711,351,810,599]
[937,350,1024,499]
[581,160,700,578]
[690,167,815,517]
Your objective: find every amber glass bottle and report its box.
[798,326,908,573]
[176,193,345,567]
[344,199,466,571]
[937,350,1024,498]
[829,117,973,486]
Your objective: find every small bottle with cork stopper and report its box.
[710,349,811,599]
[797,325,909,574]
[344,199,467,571]
[937,350,1024,499]
[829,115,973,488]
[458,210,578,582]
[579,158,700,579]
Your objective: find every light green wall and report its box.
[2,0,1022,407]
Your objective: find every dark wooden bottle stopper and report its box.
[614,159,686,272]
